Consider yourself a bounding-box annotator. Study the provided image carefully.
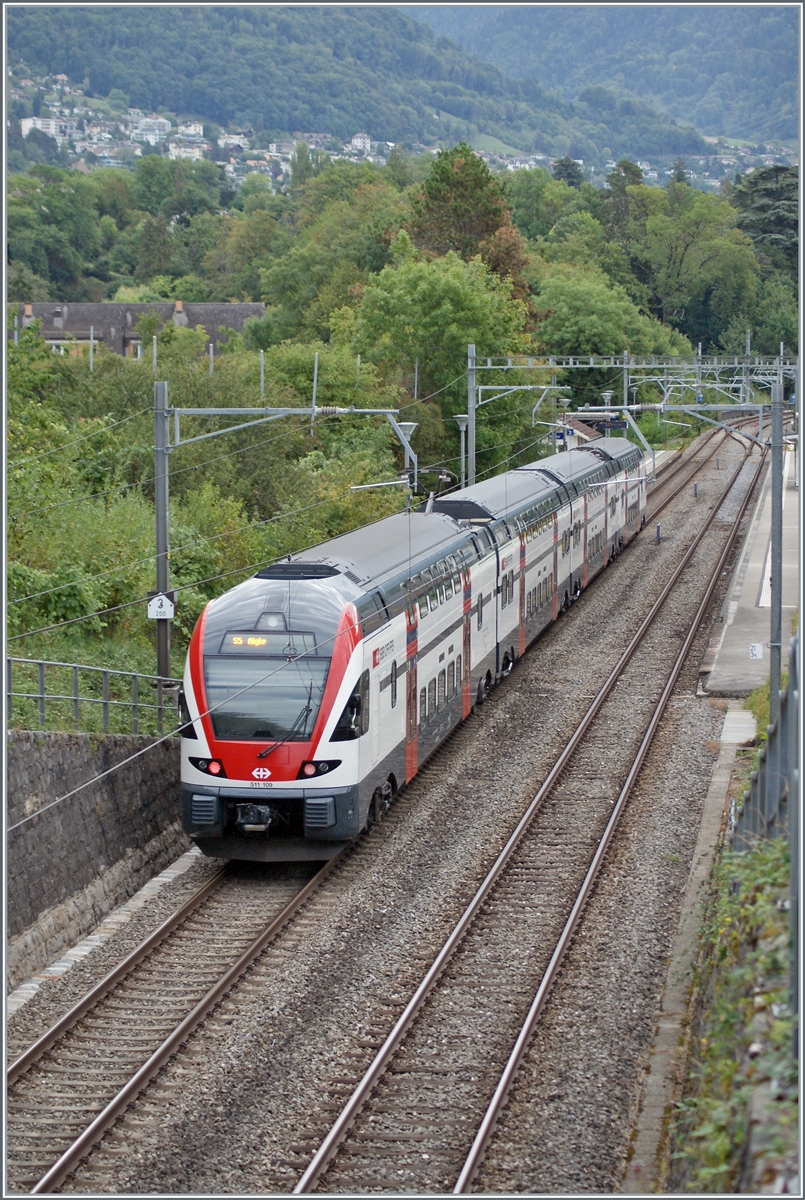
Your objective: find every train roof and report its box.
[236,437,644,615]
[263,510,467,590]
[430,437,641,522]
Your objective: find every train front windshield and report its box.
[204,655,330,741]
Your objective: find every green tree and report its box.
[133,155,176,216]
[670,157,690,183]
[531,263,690,357]
[203,209,281,301]
[7,260,51,301]
[505,168,574,241]
[602,159,643,246]
[630,181,759,345]
[135,216,172,283]
[387,144,413,190]
[290,141,314,189]
[551,156,584,189]
[538,210,645,306]
[258,175,406,341]
[356,231,529,412]
[407,142,509,261]
[731,165,798,282]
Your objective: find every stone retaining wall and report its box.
[7,730,187,990]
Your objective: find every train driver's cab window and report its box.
[332,670,369,740]
[477,592,484,630]
[390,659,398,708]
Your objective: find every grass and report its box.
[469,133,527,157]
[7,629,182,737]
[671,837,796,1192]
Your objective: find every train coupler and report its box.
[235,802,286,834]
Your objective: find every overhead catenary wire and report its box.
[10,407,153,467]
[9,404,366,520]
[9,363,548,621]
[10,409,401,605]
[10,369,467,522]
[6,484,401,642]
[7,614,363,834]
[7,426,597,822]
[11,422,557,612]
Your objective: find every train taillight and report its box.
[189,757,227,778]
[298,760,342,779]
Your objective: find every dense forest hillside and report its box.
[6,5,706,161]
[403,6,799,142]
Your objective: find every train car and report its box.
[180,438,646,861]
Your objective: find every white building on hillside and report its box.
[132,116,172,145]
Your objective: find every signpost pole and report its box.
[154,381,171,680]
[769,382,783,727]
[468,344,476,486]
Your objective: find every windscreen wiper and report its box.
[257,683,313,759]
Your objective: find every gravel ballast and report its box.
[6,435,756,1195]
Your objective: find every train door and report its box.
[371,671,381,766]
[462,567,472,719]
[552,513,559,619]
[582,493,589,588]
[518,532,526,656]
[491,530,502,677]
[604,484,609,564]
[405,601,418,782]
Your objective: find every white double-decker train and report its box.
[179,438,647,860]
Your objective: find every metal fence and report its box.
[6,658,182,737]
[732,638,799,849]
[730,636,799,1058]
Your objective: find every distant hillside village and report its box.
[7,63,797,193]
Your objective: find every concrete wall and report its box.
[7,731,187,990]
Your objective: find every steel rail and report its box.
[647,415,758,524]
[454,445,766,1193]
[647,426,723,511]
[26,849,348,1194]
[292,442,758,1195]
[7,867,228,1086]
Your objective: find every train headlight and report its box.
[189,757,227,778]
[298,760,342,779]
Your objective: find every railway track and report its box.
[6,430,760,1195]
[285,442,763,1194]
[6,859,343,1193]
[647,421,752,521]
